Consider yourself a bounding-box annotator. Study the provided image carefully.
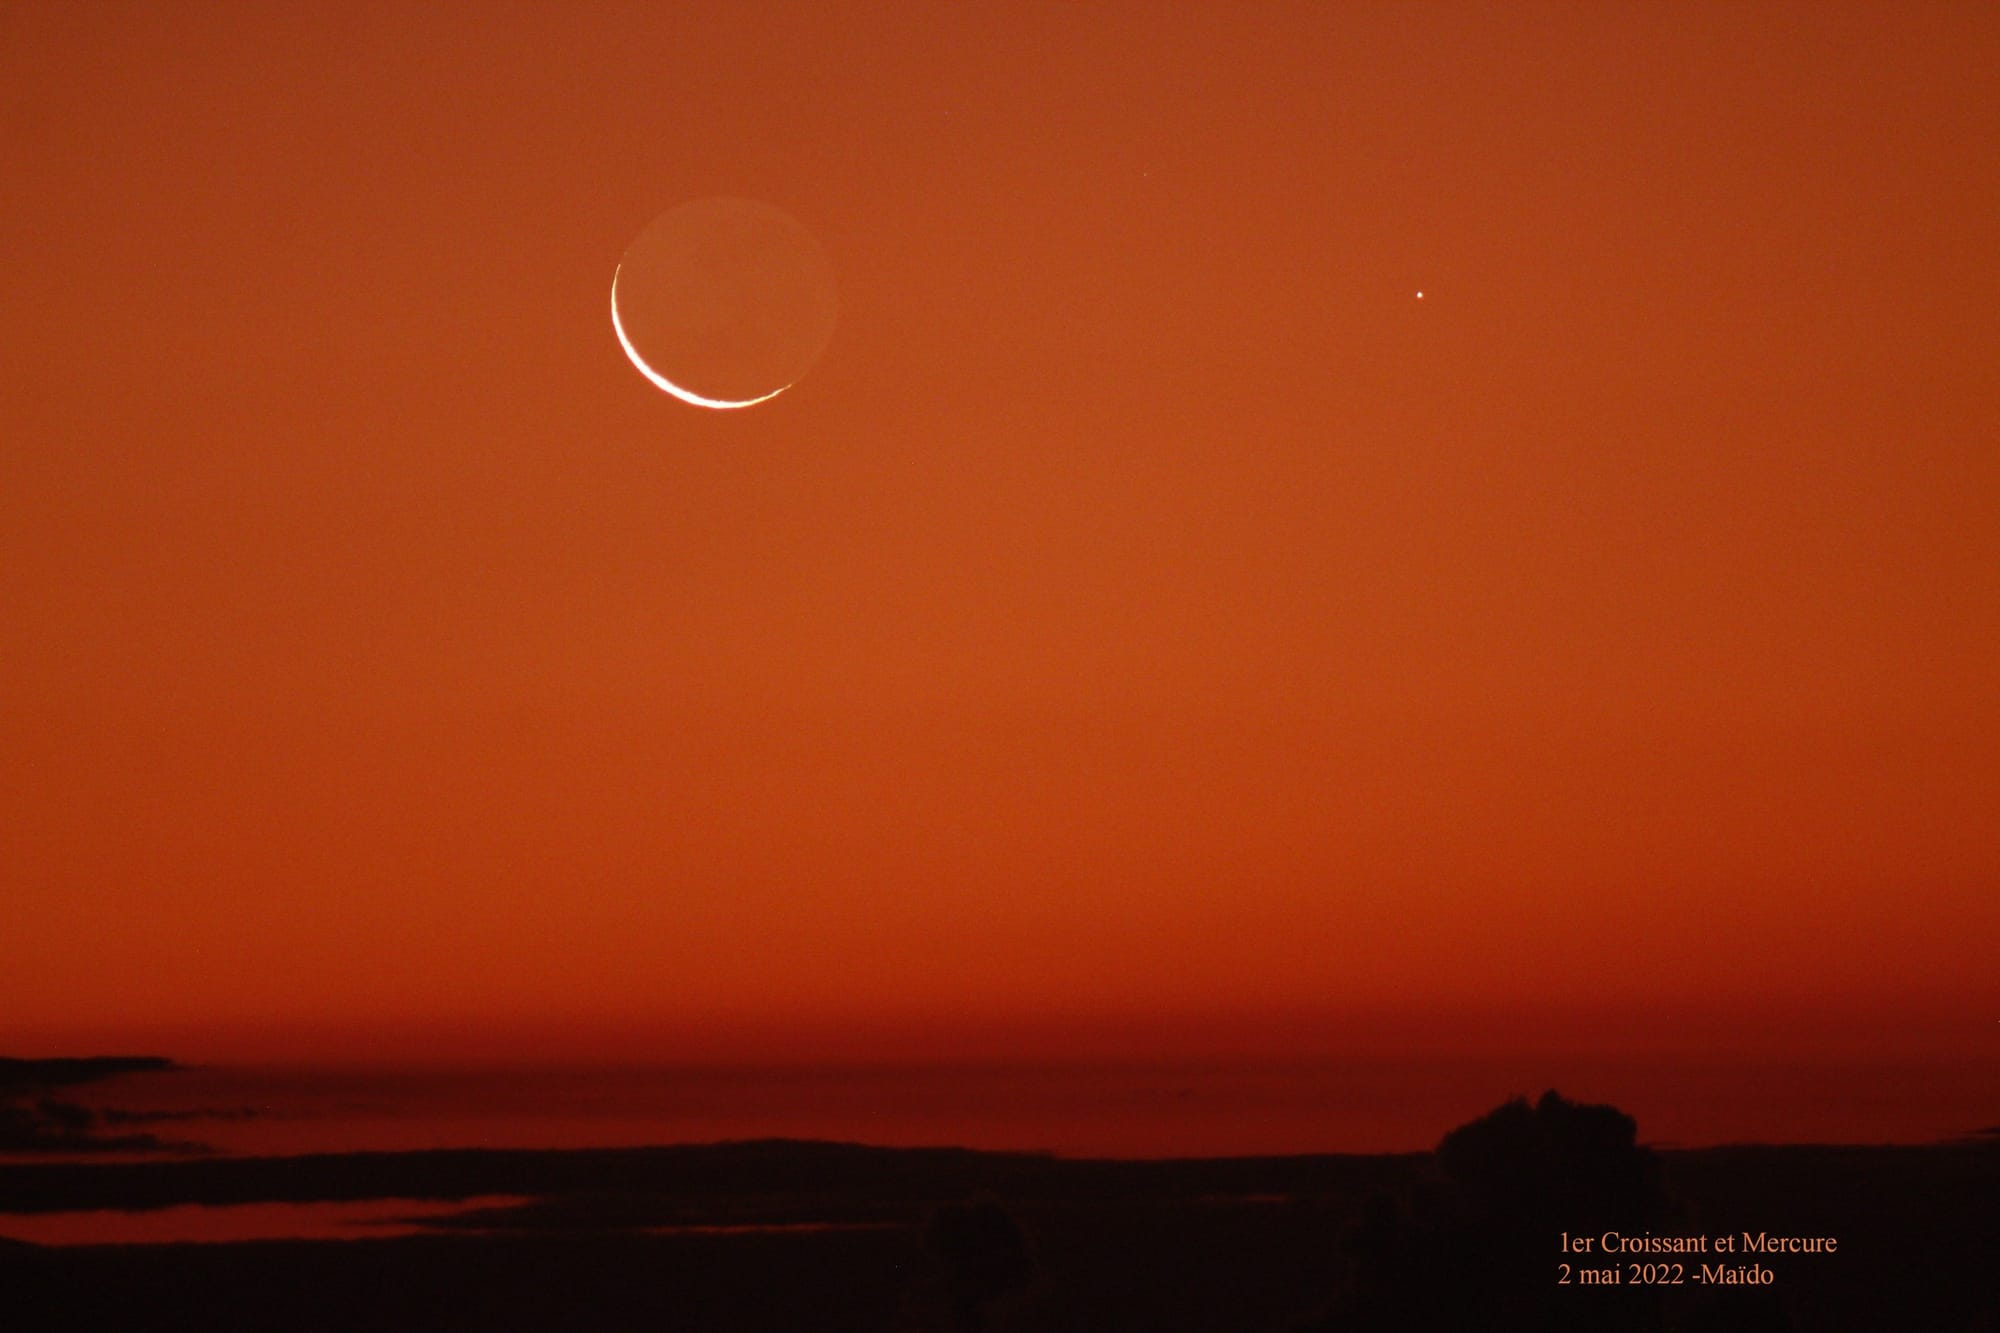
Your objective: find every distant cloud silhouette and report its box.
[0,1058,176,1094]
[0,1056,200,1155]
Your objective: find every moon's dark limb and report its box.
[611,197,837,408]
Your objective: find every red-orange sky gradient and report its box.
[3,2,1995,1067]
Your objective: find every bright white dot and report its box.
[1416,291,1425,299]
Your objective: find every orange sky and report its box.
[3,2,1995,1064]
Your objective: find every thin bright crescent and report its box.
[609,265,790,411]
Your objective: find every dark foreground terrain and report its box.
[3,1106,1996,1331]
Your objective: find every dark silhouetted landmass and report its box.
[0,1138,1416,1216]
[1309,1090,1679,1330]
[1,1089,1995,1332]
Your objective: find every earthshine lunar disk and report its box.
[610,198,838,410]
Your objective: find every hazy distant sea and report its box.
[63,1057,2000,1159]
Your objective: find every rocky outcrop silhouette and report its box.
[1309,1089,1678,1332]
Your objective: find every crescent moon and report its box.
[610,264,790,411]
